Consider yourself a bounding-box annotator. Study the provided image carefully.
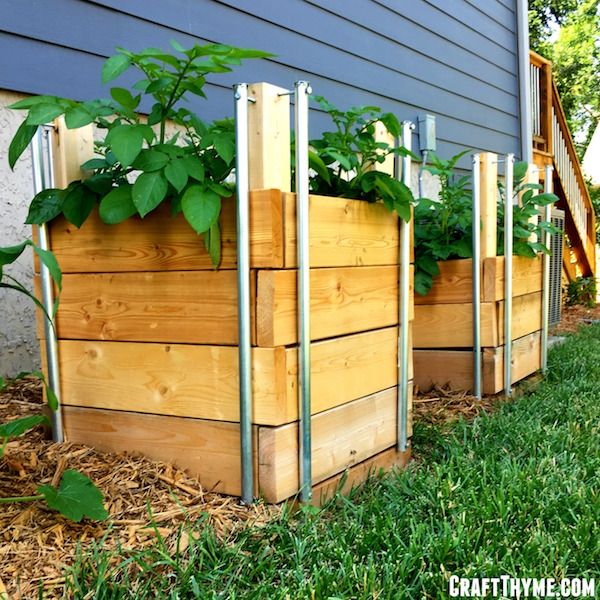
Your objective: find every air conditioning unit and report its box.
[548,208,565,326]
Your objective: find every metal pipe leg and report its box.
[234,83,254,504]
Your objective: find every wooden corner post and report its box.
[479,152,498,259]
[51,117,95,188]
[372,121,395,177]
[523,164,540,244]
[248,83,291,192]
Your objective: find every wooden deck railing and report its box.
[530,50,596,278]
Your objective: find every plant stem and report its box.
[160,58,193,144]
[0,494,44,504]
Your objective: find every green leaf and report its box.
[181,185,221,234]
[0,376,5,392]
[25,189,65,224]
[132,172,168,217]
[417,255,440,277]
[84,173,114,195]
[308,151,331,184]
[99,185,137,224]
[0,241,28,267]
[62,184,96,228]
[132,149,169,172]
[110,87,140,110]
[80,158,109,170]
[325,150,352,171]
[212,132,235,164]
[38,469,108,522]
[395,201,412,222]
[513,161,528,183]
[102,54,131,84]
[65,105,94,129]
[106,124,145,167]
[26,103,65,126]
[0,415,48,440]
[203,221,221,267]
[9,120,38,169]
[534,192,558,206]
[414,270,433,296]
[182,155,205,182]
[32,245,62,291]
[8,95,63,110]
[164,160,188,193]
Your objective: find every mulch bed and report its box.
[0,379,277,599]
[413,385,508,426]
[550,303,600,335]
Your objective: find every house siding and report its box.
[0,0,521,162]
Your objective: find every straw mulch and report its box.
[551,303,600,335]
[413,384,507,426]
[0,378,278,599]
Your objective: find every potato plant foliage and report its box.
[304,96,415,221]
[414,153,560,295]
[8,41,272,266]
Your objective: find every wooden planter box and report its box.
[37,184,414,502]
[413,154,543,395]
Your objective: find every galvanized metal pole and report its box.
[541,165,554,373]
[504,154,515,397]
[472,153,482,400]
[234,83,254,504]
[397,121,414,452]
[295,80,312,502]
[31,126,63,442]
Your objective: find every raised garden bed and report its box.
[413,153,544,395]
[35,98,414,503]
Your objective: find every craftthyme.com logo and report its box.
[448,576,596,598]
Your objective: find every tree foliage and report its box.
[529,0,600,152]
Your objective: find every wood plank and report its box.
[52,327,410,426]
[62,406,258,497]
[413,302,498,348]
[414,290,542,348]
[483,255,543,301]
[487,330,542,393]
[51,118,94,188]
[257,385,413,503]
[497,291,543,344]
[414,330,541,395]
[248,83,291,192]
[256,265,413,347]
[43,190,284,273]
[414,258,474,305]
[415,255,543,305]
[282,193,399,268]
[49,270,256,345]
[285,326,413,417]
[55,340,293,425]
[310,446,411,507]
[480,152,498,259]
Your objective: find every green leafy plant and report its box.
[304,96,415,221]
[8,42,272,266]
[0,240,107,521]
[565,276,597,307]
[413,154,561,296]
[497,160,560,257]
[413,150,473,295]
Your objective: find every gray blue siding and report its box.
[0,0,521,164]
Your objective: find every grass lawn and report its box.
[64,325,600,598]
